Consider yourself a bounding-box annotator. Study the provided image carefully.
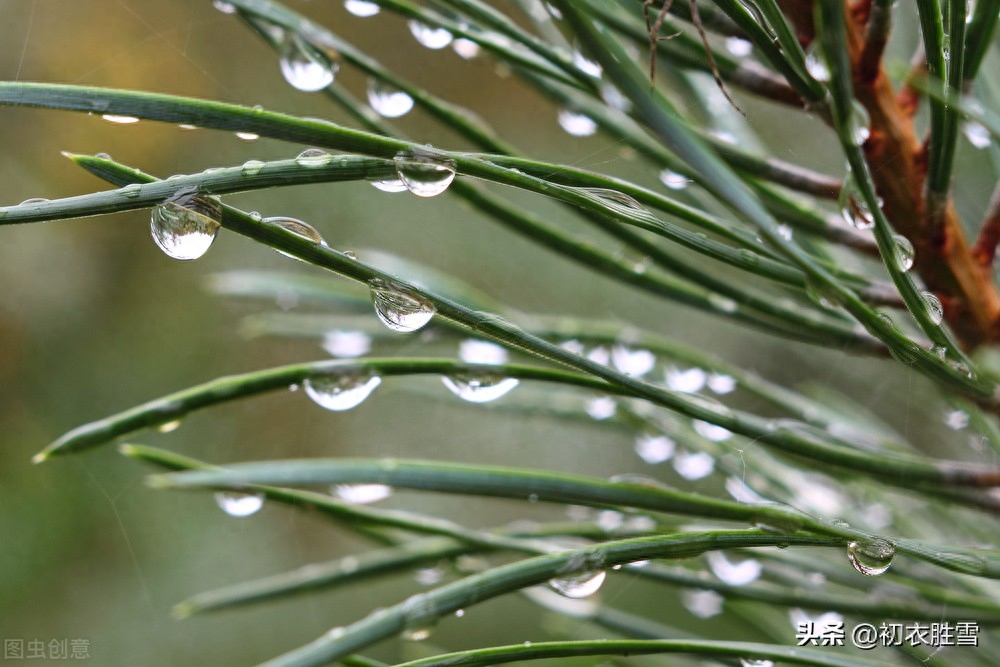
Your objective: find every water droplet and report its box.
[804,43,830,82]
[708,293,738,313]
[944,409,969,430]
[279,33,336,91]
[673,450,715,479]
[367,79,414,118]
[265,216,327,259]
[454,608,465,617]
[213,0,236,13]
[452,38,480,59]
[441,374,519,403]
[891,234,914,271]
[847,538,895,576]
[963,121,992,149]
[178,124,197,130]
[548,570,605,598]
[214,491,264,517]
[634,433,675,464]
[919,291,944,325]
[585,395,616,420]
[322,330,371,358]
[157,419,182,433]
[707,551,761,586]
[557,109,597,137]
[459,339,508,364]
[304,373,382,411]
[753,510,804,535]
[344,0,380,17]
[295,148,333,167]
[150,187,222,261]
[611,346,655,376]
[707,373,736,395]
[599,83,631,112]
[333,483,392,504]
[401,627,432,641]
[572,48,602,78]
[725,36,753,56]
[393,149,457,197]
[407,21,453,49]
[837,174,877,230]
[559,339,586,355]
[659,168,689,190]
[235,131,260,141]
[241,159,266,176]
[414,566,444,586]
[682,589,723,618]
[369,278,436,332]
[665,366,706,393]
[740,659,774,667]
[248,211,262,221]
[586,346,610,366]
[371,178,408,193]
[848,100,871,145]
[118,183,142,199]
[806,278,842,310]
[102,114,139,124]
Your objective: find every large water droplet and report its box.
[367,79,414,118]
[557,109,597,137]
[333,483,392,504]
[891,234,914,271]
[369,279,436,332]
[408,21,453,49]
[611,345,655,377]
[838,174,876,230]
[963,121,992,149]
[393,149,457,197]
[371,178,408,193]
[344,0,380,17]
[707,551,761,586]
[150,187,222,260]
[634,433,675,464]
[665,366,706,393]
[441,374,519,403]
[459,339,507,364]
[279,33,336,91]
[322,330,372,358]
[725,37,753,57]
[921,291,943,325]
[295,148,333,167]
[548,570,606,598]
[215,491,265,517]
[673,450,715,480]
[304,373,382,411]
[659,169,689,190]
[265,216,327,260]
[847,538,895,576]
[804,43,830,82]
[848,100,871,146]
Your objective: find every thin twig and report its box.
[644,0,676,84]
[687,0,744,116]
[898,45,926,116]
[858,0,895,84]
[972,181,1000,272]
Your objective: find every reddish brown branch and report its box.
[858,0,892,84]
[972,182,1000,271]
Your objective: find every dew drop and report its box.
[367,79,414,118]
[572,48,602,78]
[322,330,372,358]
[459,339,508,364]
[157,419,182,433]
[547,570,606,598]
[19,197,48,207]
[963,121,992,149]
[214,491,264,517]
[611,345,655,377]
[891,233,914,271]
[407,21,453,49]
[944,409,969,430]
[344,0,380,17]
[708,293,738,313]
[371,178,408,193]
[266,216,327,260]
[804,43,830,82]
[178,124,197,131]
[249,211,262,221]
[682,589,723,618]
[441,374,519,403]
[665,366,706,393]
[848,100,871,146]
[414,566,444,586]
[241,159,266,176]
[279,33,336,92]
[369,278,436,332]
[740,660,774,667]
[333,483,392,504]
[921,291,943,325]
[659,168,689,190]
[585,395,616,420]
[213,0,236,14]
[452,38,480,59]
[634,433,675,464]
[806,278,841,310]
[707,551,761,586]
[707,373,736,395]
[304,373,382,411]
[586,346,610,366]
[599,83,631,112]
[557,109,597,137]
[401,627,432,641]
[837,174,877,230]
[725,36,753,57]
[393,149,457,197]
[295,148,333,167]
[235,131,260,141]
[119,183,142,199]
[673,450,715,480]
[102,114,139,124]
[150,187,221,261]
[847,538,895,576]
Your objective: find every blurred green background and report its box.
[1,1,998,665]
